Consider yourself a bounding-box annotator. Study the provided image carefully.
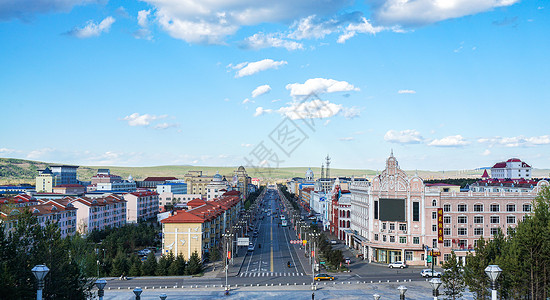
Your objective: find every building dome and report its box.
[238,166,246,172]
[213,171,222,182]
[305,168,314,180]
[128,174,134,182]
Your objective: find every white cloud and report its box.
[134,10,153,40]
[278,99,342,120]
[241,143,253,148]
[337,17,386,43]
[339,137,354,141]
[384,129,423,144]
[286,78,359,97]
[26,148,55,160]
[288,15,339,40]
[251,85,272,98]
[271,99,281,103]
[398,89,416,94]
[253,107,273,117]
[340,107,361,119]
[154,122,179,130]
[428,135,470,147]
[137,10,150,27]
[482,149,491,156]
[242,98,254,104]
[478,135,550,147]
[242,33,303,51]
[233,59,287,78]
[0,0,98,21]
[67,16,115,38]
[324,120,331,126]
[143,0,348,44]
[369,0,520,27]
[122,113,168,126]
[0,148,16,154]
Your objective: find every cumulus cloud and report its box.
[26,148,55,160]
[288,15,340,40]
[251,85,272,98]
[398,89,416,94]
[154,122,179,130]
[242,33,303,51]
[134,9,153,40]
[478,135,550,147]
[242,98,254,104]
[233,59,287,78]
[337,17,386,43]
[340,107,361,119]
[122,113,168,126]
[142,0,348,44]
[384,129,423,144]
[253,107,273,117]
[428,135,470,147]
[369,0,520,27]
[66,16,115,38]
[286,78,359,97]
[0,0,98,21]
[0,148,16,154]
[482,149,491,156]
[278,99,342,120]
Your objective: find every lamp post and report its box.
[95,279,107,300]
[310,232,320,290]
[222,232,233,294]
[429,278,442,300]
[373,294,380,300]
[397,285,407,300]
[159,293,167,300]
[31,264,49,300]
[485,265,502,300]
[133,287,142,300]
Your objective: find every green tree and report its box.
[128,255,142,277]
[111,250,129,277]
[156,253,173,276]
[168,253,186,275]
[186,251,202,275]
[209,247,220,262]
[441,251,465,299]
[141,252,157,276]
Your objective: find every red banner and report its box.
[437,208,444,243]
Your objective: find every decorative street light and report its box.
[31,264,49,300]
[429,278,442,300]
[133,287,143,300]
[159,293,167,300]
[373,294,381,300]
[485,265,502,300]
[397,285,408,300]
[95,279,107,300]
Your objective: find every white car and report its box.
[388,261,407,269]
[248,244,255,251]
[421,269,442,277]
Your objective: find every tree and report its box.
[141,252,157,276]
[168,253,186,275]
[186,251,202,275]
[441,251,465,299]
[156,253,173,276]
[111,250,129,277]
[128,255,142,277]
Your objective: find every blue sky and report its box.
[0,0,549,171]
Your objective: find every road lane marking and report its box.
[270,219,274,272]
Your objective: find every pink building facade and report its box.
[123,191,159,223]
[70,195,127,234]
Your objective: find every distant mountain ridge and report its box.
[1,157,548,185]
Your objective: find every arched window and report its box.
[347,220,350,227]
[432,199,437,207]
[347,211,350,218]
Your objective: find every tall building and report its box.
[50,165,78,185]
[491,158,532,179]
[184,171,215,195]
[36,167,56,193]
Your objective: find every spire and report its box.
[482,169,489,178]
[390,149,394,157]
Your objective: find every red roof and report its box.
[187,198,207,208]
[143,177,178,182]
[482,170,489,178]
[222,190,240,196]
[162,195,242,224]
[507,158,521,162]
[128,191,158,197]
[492,162,506,168]
[162,210,205,223]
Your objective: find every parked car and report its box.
[138,249,151,256]
[421,269,442,277]
[314,273,335,281]
[248,244,255,251]
[330,240,338,245]
[388,261,408,269]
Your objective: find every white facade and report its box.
[350,178,371,250]
[157,182,187,194]
[96,181,137,192]
[491,158,532,179]
[206,172,230,200]
[159,192,203,208]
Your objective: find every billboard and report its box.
[237,237,250,246]
[379,198,405,222]
[437,208,444,243]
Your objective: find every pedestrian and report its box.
[312,292,315,300]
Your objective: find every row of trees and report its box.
[112,251,202,277]
[317,233,345,270]
[440,186,550,299]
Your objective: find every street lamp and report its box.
[429,278,442,300]
[31,264,49,300]
[159,293,167,300]
[133,287,143,300]
[485,265,502,300]
[372,294,380,300]
[397,285,407,300]
[95,279,107,300]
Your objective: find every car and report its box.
[421,269,442,277]
[344,258,351,264]
[388,261,407,269]
[138,249,151,256]
[308,216,317,220]
[248,244,255,251]
[314,273,335,281]
[330,240,338,245]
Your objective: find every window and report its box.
[458,216,467,224]
[474,228,484,235]
[490,216,500,224]
[523,204,532,212]
[390,236,395,243]
[444,204,451,212]
[432,211,437,219]
[507,204,516,212]
[444,228,451,235]
[399,224,407,231]
[432,239,438,248]
[474,216,484,224]
[413,202,419,221]
[444,254,451,262]
[413,237,420,244]
[399,237,407,243]
[490,204,500,212]
[507,227,515,235]
[374,201,379,219]
[507,216,516,224]
[458,228,467,235]
[432,225,437,232]
[491,228,499,235]
[374,234,379,241]
[444,216,451,224]
[383,235,387,242]
[474,204,483,212]
[382,223,387,230]
[432,199,437,207]
[444,240,451,247]
[389,223,395,231]
[405,251,413,261]
[458,204,467,212]
[459,240,467,248]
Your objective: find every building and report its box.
[160,194,243,260]
[157,182,188,194]
[137,177,179,189]
[69,195,127,234]
[348,152,549,266]
[91,169,122,185]
[469,178,539,193]
[184,171,215,195]
[206,172,230,201]
[52,184,86,195]
[36,167,56,193]
[96,181,137,192]
[50,165,79,185]
[0,184,34,194]
[123,191,159,223]
[158,193,203,209]
[232,166,250,200]
[251,178,260,187]
[491,158,532,179]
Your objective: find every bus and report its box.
[281,220,287,227]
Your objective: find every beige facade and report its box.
[162,222,205,260]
